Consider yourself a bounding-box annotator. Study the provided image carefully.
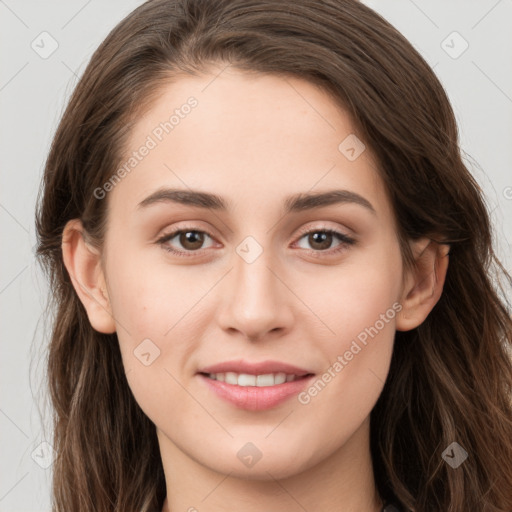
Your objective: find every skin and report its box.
[62,66,449,512]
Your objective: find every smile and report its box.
[204,372,303,386]
[198,372,314,411]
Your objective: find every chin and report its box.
[202,444,317,481]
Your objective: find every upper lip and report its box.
[198,359,313,376]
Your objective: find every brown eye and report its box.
[178,231,205,250]
[307,231,334,251]
[295,228,356,255]
[157,228,215,255]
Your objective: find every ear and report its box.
[61,219,116,334]
[396,237,450,332]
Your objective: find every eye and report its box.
[156,224,356,258]
[294,227,355,254]
[156,227,216,256]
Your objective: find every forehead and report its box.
[108,68,392,222]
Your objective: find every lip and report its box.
[197,359,315,411]
[198,359,312,376]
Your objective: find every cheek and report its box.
[303,242,402,343]
[106,259,199,426]
[105,245,187,336]
[104,248,205,385]
[295,241,402,407]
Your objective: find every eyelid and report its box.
[291,223,356,254]
[156,221,217,241]
[293,221,354,240]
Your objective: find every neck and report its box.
[159,417,383,512]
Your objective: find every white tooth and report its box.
[225,372,238,385]
[274,372,286,385]
[237,373,256,386]
[213,372,298,386]
[256,374,275,387]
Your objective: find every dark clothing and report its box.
[382,504,401,512]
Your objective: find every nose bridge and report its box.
[217,238,294,339]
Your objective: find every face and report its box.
[91,68,407,478]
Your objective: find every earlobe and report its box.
[396,237,450,332]
[61,219,116,334]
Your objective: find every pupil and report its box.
[310,232,331,250]
[181,231,204,250]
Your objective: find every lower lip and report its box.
[198,374,314,411]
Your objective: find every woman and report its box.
[35,0,512,510]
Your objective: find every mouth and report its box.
[199,371,313,387]
[196,360,315,411]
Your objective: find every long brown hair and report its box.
[35,0,512,510]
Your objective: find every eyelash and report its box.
[156,224,356,258]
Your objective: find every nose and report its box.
[216,246,295,342]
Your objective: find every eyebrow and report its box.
[137,188,376,215]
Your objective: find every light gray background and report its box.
[1,1,511,510]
